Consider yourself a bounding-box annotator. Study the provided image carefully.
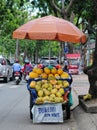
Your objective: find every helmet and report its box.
[15,59,19,63]
[25,59,29,63]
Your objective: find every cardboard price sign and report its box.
[32,103,63,123]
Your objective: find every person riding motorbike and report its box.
[12,59,22,80]
[23,59,32,80]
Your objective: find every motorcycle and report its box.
[24,71,29,82]
[14,71,21,85]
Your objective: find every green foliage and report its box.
[73,0,96,25]
[0,0,97,61]
[0,0,30,57]
[38,41,59,57]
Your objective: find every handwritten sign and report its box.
[32,103,63,123]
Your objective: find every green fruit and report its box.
[35,85,41,91]
[56,91,62,97]
[44,90,50,96]
[59,88,65,95]
[51,88,57,94]
[38,90,44,97]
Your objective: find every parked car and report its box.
[40,57,59,63]
[39,57,59,67]
[40,59,58,67]
[0,55,13,82]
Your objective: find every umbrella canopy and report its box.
[13,15,86,43]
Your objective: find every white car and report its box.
[0,56,13,82]
[39,57,59,67]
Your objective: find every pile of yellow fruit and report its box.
[29,67,69,79]
[30,79,70,104]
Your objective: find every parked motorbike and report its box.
[14,71,21,85]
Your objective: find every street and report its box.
[0,74,97,130]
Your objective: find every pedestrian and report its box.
[78,59,83,74]
[63,59,69,71]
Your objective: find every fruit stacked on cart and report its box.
[28,66,72,104]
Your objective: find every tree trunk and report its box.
[83,0,97,99]
[83,30,97,99]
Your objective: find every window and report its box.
[0,58,6,65]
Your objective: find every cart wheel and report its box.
[66,103,71,119]
[30,94,33,119]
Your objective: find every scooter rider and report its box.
[23,59,32,78]
[12,59,22,79]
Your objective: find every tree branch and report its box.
[51,0,61,14]
[65,0,74,14]
[47,0,58,16]
[62,0,65,10]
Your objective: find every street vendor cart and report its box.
[12,15,86,123]
[27,66,73,123]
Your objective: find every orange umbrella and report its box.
[13,15,86,43]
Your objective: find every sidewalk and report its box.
[72,74,89,96]
[71,74,89,110]
[71,74,97,130]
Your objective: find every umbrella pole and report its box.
[16,39,19,59]
[49,41,51,66]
